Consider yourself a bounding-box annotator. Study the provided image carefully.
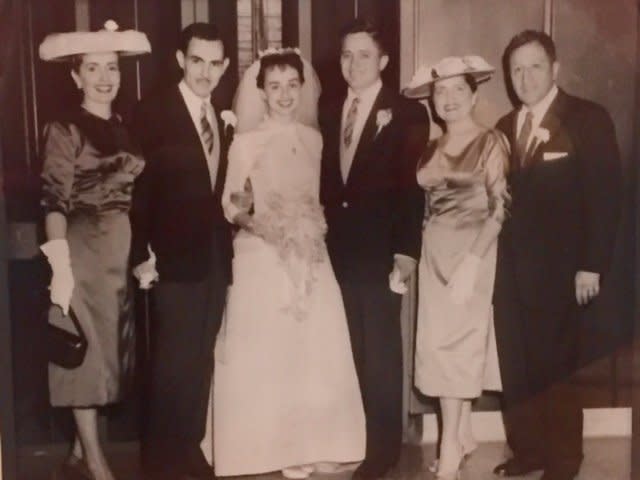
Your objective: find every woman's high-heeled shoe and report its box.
[435,445,464,480]
[428,443,477,473]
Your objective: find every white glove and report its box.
[448,253,482,305]
[40,239,74,315]
[133,245,159,290]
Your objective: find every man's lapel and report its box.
[171,85,204,148]
[327,99,346,187]
[348,87,392,184]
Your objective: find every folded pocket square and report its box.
[543,152,568,161]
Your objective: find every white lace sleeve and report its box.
[222,135,253,222]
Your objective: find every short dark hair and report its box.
[178,22,224,54]
[71,55,83,73]
[503,30,557,70]
[256,52,305,89]
[70,53,120,73]
[340,17,388,55]
[462,74,478,93]
[432,73,478,96]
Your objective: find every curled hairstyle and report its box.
[502,30,557,70]
[256,52,305,89]
[340,17,388,55]
[178,22,224,54]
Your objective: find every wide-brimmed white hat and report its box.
[403,55,494,99]
[39,19,151,62]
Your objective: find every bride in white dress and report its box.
[213,49,366,478]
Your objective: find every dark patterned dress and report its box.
[42,108,144,406]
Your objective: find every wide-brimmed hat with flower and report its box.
[39,19,151,62]
[403,55,494,99]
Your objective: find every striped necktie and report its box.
[200,102,214,154]
[516,110,533,166]
[343,96,360,149]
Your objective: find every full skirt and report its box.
[213,233,366,476]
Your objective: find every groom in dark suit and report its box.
[320,18,428,480]
[130,23,233,480]
[493,30,621,480]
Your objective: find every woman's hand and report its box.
[41,239,74,315]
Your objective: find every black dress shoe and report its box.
[51,455,94,480]
[352,462,391,480]
[183,448,216,479]
[493,457,544,477]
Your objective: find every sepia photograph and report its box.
[0,1,638,479]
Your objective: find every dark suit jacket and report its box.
[320,86,429,281]
[130,85,233,282]
[495,89,621,308]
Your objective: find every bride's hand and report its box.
[230,190,253,214]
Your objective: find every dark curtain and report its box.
[0,0,20,477]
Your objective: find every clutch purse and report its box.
[47,305,87,369]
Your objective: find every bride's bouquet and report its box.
[251,191,328,320]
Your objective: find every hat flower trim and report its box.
[221,110,237,129]
[103,20,119,32]
[375,109,392,136]
[258,46,301,59]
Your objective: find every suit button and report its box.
[342,201,349,208]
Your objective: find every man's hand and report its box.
[575,270,600,305]
[389,255,416,294]
[134,246,159,290]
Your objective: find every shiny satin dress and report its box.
[414,129,508,398]
[41,108,144,406]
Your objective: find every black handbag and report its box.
[47,305,88,369]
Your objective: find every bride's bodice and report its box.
[223,119,323,219]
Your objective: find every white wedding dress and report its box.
[213,118,366,476]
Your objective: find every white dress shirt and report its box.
[516,84,559,152]
[178,80,221,190]
[340,79,383,182]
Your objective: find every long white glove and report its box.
[448,253,482,305]
[133,245,159,290]
[41,239,74,315]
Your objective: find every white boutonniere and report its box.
[221,110,237,130]
[533,127,550,145]
[375,109,392,136]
